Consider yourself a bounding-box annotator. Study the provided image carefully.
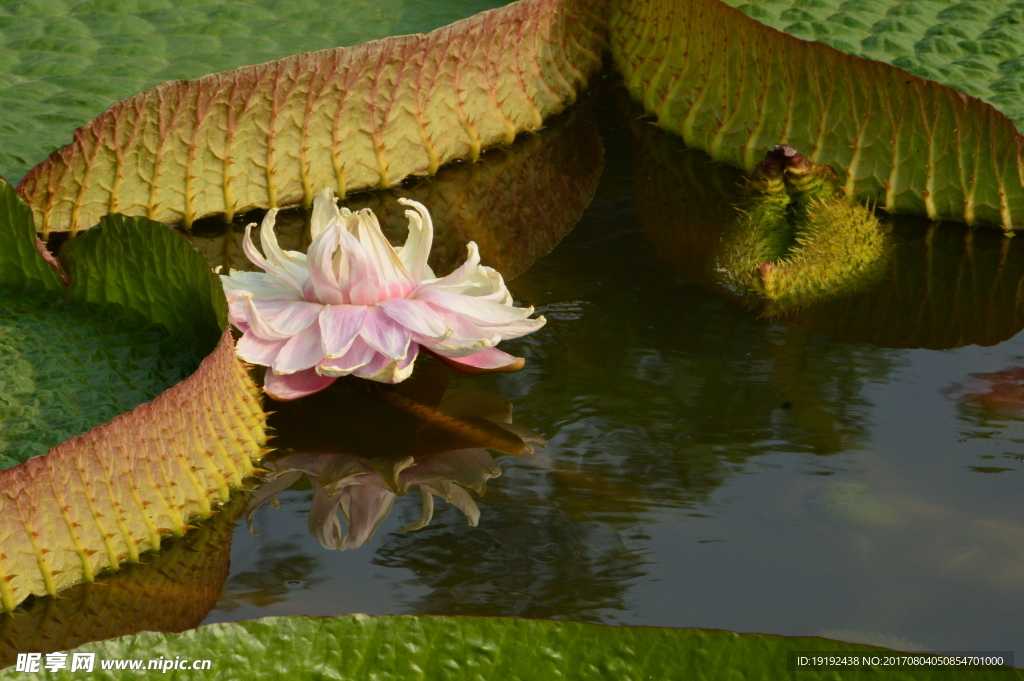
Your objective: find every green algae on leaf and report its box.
[2,614,1020,679]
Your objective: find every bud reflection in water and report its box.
[249,357,543,551]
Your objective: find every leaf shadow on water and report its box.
[0,497,244,668]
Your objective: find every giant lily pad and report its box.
[17,0,604,235]
[720,0,1024,129]
[611,0,1024,229]
[1,614,1020,679]
[0,0,514,184]
[0,498,243,668]
[0,179,265,611]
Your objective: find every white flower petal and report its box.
[259,208,308,279]
[396,198,433,282]
[353,344,418,383]
[310,187,341,241]
[377,297,450,340]
[426,241,483,291]
[415,287,535,325]
[318,336,377,376]
[221,271,300,301]
[347,210,414,300]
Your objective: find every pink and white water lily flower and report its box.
[220,189,546,400]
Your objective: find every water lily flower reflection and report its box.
[246,382,544,552]
[247,449,496,551]
[220,189,546,400]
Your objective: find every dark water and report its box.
[6,79,1024,658]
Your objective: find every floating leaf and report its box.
[18,0,604,236]
[192,98,602,282]
[2,614,1020,679]
[719,0,1024,130]
[0,181,265,611]
[0,499,242,669]
[611,0,1024,229]
[633,108,1024,348]
[0,0,514,184]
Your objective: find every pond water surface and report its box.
[4,79,1023,662]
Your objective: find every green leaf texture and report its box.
[632,107,1024,349]
[0,182,266,610]
[191,98,603,282]
[3,615,1021,680]
[0,0,513,184]
[0,182,62,297]
[17,0,604,235]
[719,0,1024,130]
[0,499,242,668]
[0,298,202,469]
[62,215,227,352]
[610,0,1024,229]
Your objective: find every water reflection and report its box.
[248,357,542,551]
[188,101,603,281]
[0,499,242,668]
[354,96,897,621]
[631,118,1024,350]
[200,86,1024,650]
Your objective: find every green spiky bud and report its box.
[715,145,888,311]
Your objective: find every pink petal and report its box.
[272,320,326,374]
[264,367,336,401]
[306,227,347,305]
[243,295,293,341]
[358,306,412,359]
[257,299,324,336]
[348,209,415,300]
[320,304,367,357]
[236,331,288,365]
[414,287,534,325]
[319,336,378,376]
[377,297,449,340]
[338,228,381,306]
[426,346,525,375]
